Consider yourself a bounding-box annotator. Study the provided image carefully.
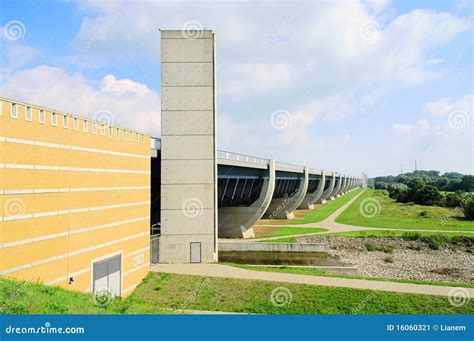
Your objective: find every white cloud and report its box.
[220,62,297,96]
[392,123,414,135]
[73,2,469,89]
[1,65,161,135]
[424,94,473,116]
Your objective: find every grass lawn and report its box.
[270,188,363,225]
[1,273,472,314]
[258,236,299,243]
[262,230,474,243]
[0,277,170,314]
[336,189,474,231]
[257,227,327,238]
[325,230,474,238]
[228,264,474,289]
[129,272,472,314]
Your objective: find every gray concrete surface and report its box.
[159,30,217,263]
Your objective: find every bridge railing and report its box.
[309,167,322,174]
[275,161,304,172]
[217,150,268,166]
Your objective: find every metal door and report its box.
[151,236,160,264]
[190,242,202,263]
[93,254,121,296]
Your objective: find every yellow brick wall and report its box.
[0,97,151,296]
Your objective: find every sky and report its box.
[0,0,472,177]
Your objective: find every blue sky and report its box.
[1,0,472,177]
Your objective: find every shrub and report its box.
[407,243,422,251]
[381,245,394,254]
[46,302,68,313]
[365,243,393,253]
[365,243,376,252]
[402,232,421,241]
[419,210,429,218]
[463,198,474,221]
[383,256,394,263]
[420,235,449,250]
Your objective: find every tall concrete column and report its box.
[298,170,325,210]
[160,30,217,263]
[218,159,276,239]
[318,172,335,203]
[329,174,343,199]
[340,175,349,195]
[341,175,349,194]
[264,166,309,219]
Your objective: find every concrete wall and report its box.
[0,97,150,296]
[219,241,328,252]
[159,30,217,263]
[218,160,275,239]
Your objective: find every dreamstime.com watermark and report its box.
[181,197,204,218]
[3,198,26,216]
[92,288,115,307]
[270,287,292,307]
[448,287,470,307]
[4,322,85,335]
[359,197,381,218]
[270,109,292,130]
[3,20,26,40]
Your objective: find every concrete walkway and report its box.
[152,263,473,297]
[248,189,473,241]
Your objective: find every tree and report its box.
[463,198,474,220]
[443,172,464,180]
[436,177,450,191]
[445,190,469,208]
[459,175,474,192]
[412,185,443,206]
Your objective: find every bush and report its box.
[365,243,376,252]
[402,232,421,241]
[420,235,449,250]
[412,185,443,206]
[383,256,394,263]
[463,198,474,221]
[419,210,429,218]
[407,243,422,251]
[365,243,394,253]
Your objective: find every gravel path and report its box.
[302,236,474,284]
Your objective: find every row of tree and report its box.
[377,178,473,220]
[374,170,474,193]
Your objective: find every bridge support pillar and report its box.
[218,160,275,238]
[317,173,335,204]
[298,170,325,210]
[264,167,309,219]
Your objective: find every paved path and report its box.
[152,263,473,297]
[247,189,473,241]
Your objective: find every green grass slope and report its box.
[129,272,473,314]
[276,188,363,225]
[336,189,474,231]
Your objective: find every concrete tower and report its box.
[159,30,218,263]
